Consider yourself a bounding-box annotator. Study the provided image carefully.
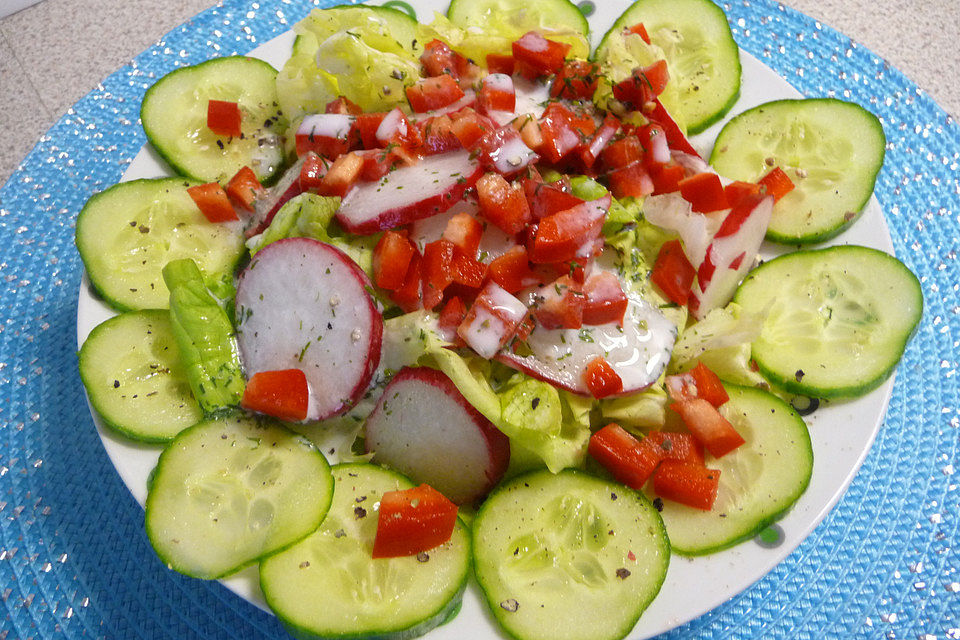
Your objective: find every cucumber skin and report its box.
[734,246,922,399]
[710,98,886,244]
[667,384,813,557]
[263,463,472,640]
[141,56,285,186]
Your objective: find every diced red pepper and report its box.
[487,245,536,294]
[324,96,363,115]
[421,239,457,310]
[524,178,585,221]
[533,275,584,330]
[646,99,701,158]
[406,75,466,113]
[376,108,422,150]
[511,31,571,77]
[240,369,309,422]
[450,108,496,149]
[626,22,652,44]
[421,39,471,80]
[391,251,423,312]
[225,165,263,211]
[601,135,644,170]
[207,99,242,138]
[689,362,730,408]
[580,114,621,169]
[356,112,387,149]
[443,212,483,257]
[419,115,463,155]
[187,182,238,223]
[451,252,487,289]
[582,271,628,325]
[607,161,655,199]
[529,198,606,264]
[549,60,600,100]
[477,172,531,235]
[758,166,795,202]
[299,152,328,192]
[372,484,459,558]
[638,123,671,166]
[318,151,363,197]
[724,180,762,207]
[354,148,395,182]
[650,239,695,305]
[644,431,705,467]
[295,114,356,159]
[588,423,661,490]
[475,126,539,176]
[478,74,516,114]
[437,296,468,346]
[679,172,729,213]
[373,230,417,291]
[670,398,745,458]
[539,102,596,163]
[612,61,669,109]
[486,53,515,75]
[652,461,721,510]
[583,357,623,399]
[649,162,686,194]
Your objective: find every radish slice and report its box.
[513,76,551,119]
[499,290,676,396]
[643,193,724,267]
[365,366,510,505]
[297,113,354,141]
[245,154,308,238]
[407,89,477,122]
[235,237,382,420]
[336,149,482,234]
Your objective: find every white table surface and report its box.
[0,0,957,186]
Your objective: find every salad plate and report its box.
[1,0,958,638]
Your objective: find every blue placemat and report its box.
[0,0,957,638]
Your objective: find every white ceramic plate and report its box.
[76,1,895,637]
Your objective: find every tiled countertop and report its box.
[0,0,957,186]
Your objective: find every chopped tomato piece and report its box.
[758,166,795,202]
[477,172,531,235]
[478,73,516,114]
[318,151,363,197]
[487,245,536,293]
[207,99,241,138]
[187,182,238,223]
[240,369,308,422]
[607,161,654,199]
[299,152,328,192]
[421,39,471,79]
[225,165,263,211]
[724,180,762,207]
[649,162,686,194]
[511,31,571,77]
[550,60,600,100]
[644,431,705,467]
[486,53,515,75]
[583,357,623,399]
[421,239,457,310]
[582,271,628,325]
[601,135,643,170]
[650,239,695,305]
[670,398,745,458]
[372,484,459,558]
[653,461,721,510]
[529,198,606,264]
[689,362,730,407]
[679,172,729,213]
[524,178,584,221]
[443,212,483,257]
[373,230,417,291]
[406,75,466,113]
[324,96,362,115]
[588,423,661,490]
[533,275,584,330]
[391,251,423,312]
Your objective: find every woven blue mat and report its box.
[0,0,957,637]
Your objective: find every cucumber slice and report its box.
[653,384,813,555]
[710,98,886,243]
[141,56,286,184]
[593,0,740,133]
[260,463,471,640]
[446,0,590,59]
[75,178,245,311]
[145,415,333,579]
[733,245,922,398]
[473,469,669,640]
[78,310,202,442]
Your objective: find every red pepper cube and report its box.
[372,484,459,558]
[689,362,730,408]
[758,166,795,202]
[442,212,483,257]
[240,369,309,422]
[421,239,457,310]
[650,239,696,305]
[649,162,686,195]
[538,102,595,164]
[225,165,263,211]
[318,151,363,197]
[450,108,496,149]
[550,60,600,100]
[670,398,745,458]
[679,172,730,213]
[324,95,363,115]
[390,252,423,313]
[373,230,417,291]
[477,172,531,235]
[207,99,242,138]
[626,22,652,44]
[653,461,721,511]
[588,423,662,490]
[356,112,388,149]
[299,152,328,192]
[451,252,487,289]
[487,245,536,294]
[486,53,515,75]
[419,115,463,155]
[524,178,585,222]
[533,274,584,330]
[580,114,621,170]
[406,75,466,113]
[607,161,655,199]
[724,180,762,207]
[528,198,606,265]
[421,39,471,79]
[583,356,623,399]
[511,31,571,77]
[644,431,705,467]
[582,271,628,325]
[601,135,644,171]
[187,182,238,223]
